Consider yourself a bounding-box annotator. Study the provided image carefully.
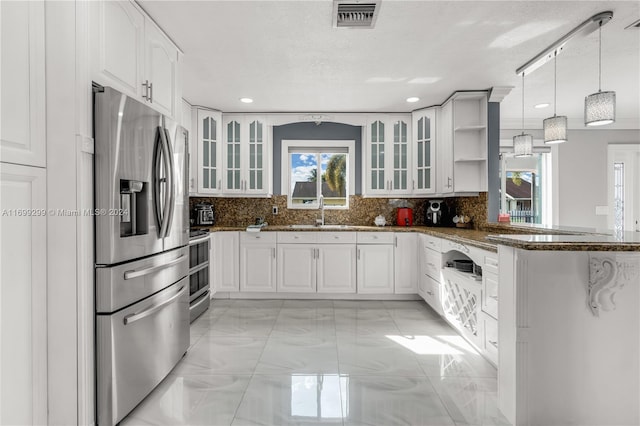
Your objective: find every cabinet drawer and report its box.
[421,234,442,252]
[356,232,394,244]
[483,312,498,365]
[317,232,356,244]
[483,254,499,275]
[240,232,277,244]
[423,275,443,316]
[423,248,442,281]
[277,232,318,244]
[482,271,498,319]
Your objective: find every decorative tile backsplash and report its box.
[190,193,488,229]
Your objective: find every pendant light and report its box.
[585,20,616,126]
[543,52,568,144]
[513,73,533,157]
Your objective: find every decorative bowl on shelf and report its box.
[374,215,386,226]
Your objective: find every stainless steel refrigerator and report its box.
[93,86,189,426]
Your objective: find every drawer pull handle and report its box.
[488,340,498,348]
[124,255,186,280]
[489,295,498,301]
[426,291,434,296]
[123,285,185,325]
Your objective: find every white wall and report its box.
[501,128,640,230]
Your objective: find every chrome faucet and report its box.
[316,195,325,226]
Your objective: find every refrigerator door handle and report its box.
[123,254,186,280]
[158,126,173,238]
[123,285,186,325]
[153,129,164,236]
[162,127,175,238]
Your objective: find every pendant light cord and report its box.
[521,73,525,134]
[553,53,557,117]
[598,22,602,92]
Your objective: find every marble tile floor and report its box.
[121,299,511,426]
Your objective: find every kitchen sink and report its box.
[287,224,353,229]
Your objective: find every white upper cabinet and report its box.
[364,115,412,196]
[196,109,223,195]
[222,115,270,196]
[411,108,436,195]
[437,101,454,194]
[90,0,181,119]
[0,0,46,167]
[143,21,179,117]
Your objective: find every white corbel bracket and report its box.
[588,254,640,317]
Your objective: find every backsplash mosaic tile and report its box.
[190,193,488,229]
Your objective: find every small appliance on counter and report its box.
[396,207,413,226]
[193,202,214,226]
[425,199,451,227]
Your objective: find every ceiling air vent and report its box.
[333,0,380,29]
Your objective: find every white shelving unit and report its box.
[452,93,488,192]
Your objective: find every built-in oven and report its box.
[189,229,211,322]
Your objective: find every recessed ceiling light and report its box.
[534,103,550,109]
[240,98,253,103]
[406,97,420,103]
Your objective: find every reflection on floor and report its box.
[121,299,511,426]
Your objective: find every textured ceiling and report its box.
[139,0,640,128]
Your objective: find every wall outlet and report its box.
[272,206,278,215]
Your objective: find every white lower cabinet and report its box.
[240,232,276,292]
[394,233,417,294]
[317,245,356,293]
[356,232,395,294]
[212,231,239,292]
[0,163,47,425]
[441,267,483,349]
[277,244,316,293]
[482,312,498,365]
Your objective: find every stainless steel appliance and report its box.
[189,229,211,322]
[425,199,451,227]
[94,86,190,426]
[194,202,215,225]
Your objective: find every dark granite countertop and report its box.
[485,233,640,252]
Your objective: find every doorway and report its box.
[607,144,640,233]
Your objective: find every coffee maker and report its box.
[425,199,450,227]
[193,202,215,226]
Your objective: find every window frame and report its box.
[282,140,356,210]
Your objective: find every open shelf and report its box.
[454,157,487,163]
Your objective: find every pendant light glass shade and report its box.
[513,73,533,157]
[585,90,616,126]
[585,23,615,126]
[544,53,568,144]
[543,115,568,144]
[514,134,533,156]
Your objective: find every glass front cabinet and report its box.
[364,114,412,196]
[412,108,436,195]
[196,109,223,194]
[222,115,270,196]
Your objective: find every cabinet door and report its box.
[223,117,242,193]
[245,118,268,194]
[0,163,47,425]
[277,244,316,292]
[213,232,239,291]
[357,245,394,294]
[437,101,454,194]
[1,0,46,167]
[144,21,178,117]
[196,109,222,194]
[390,118,411,194]
[91,0,145,99]
[317,245,356,293]
[240,243,276,292]
[412,108,436,194]
[182,100,197,194]
[394,233,417,294]
[365,119,387,195]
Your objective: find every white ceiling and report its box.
[138,0,640,129]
